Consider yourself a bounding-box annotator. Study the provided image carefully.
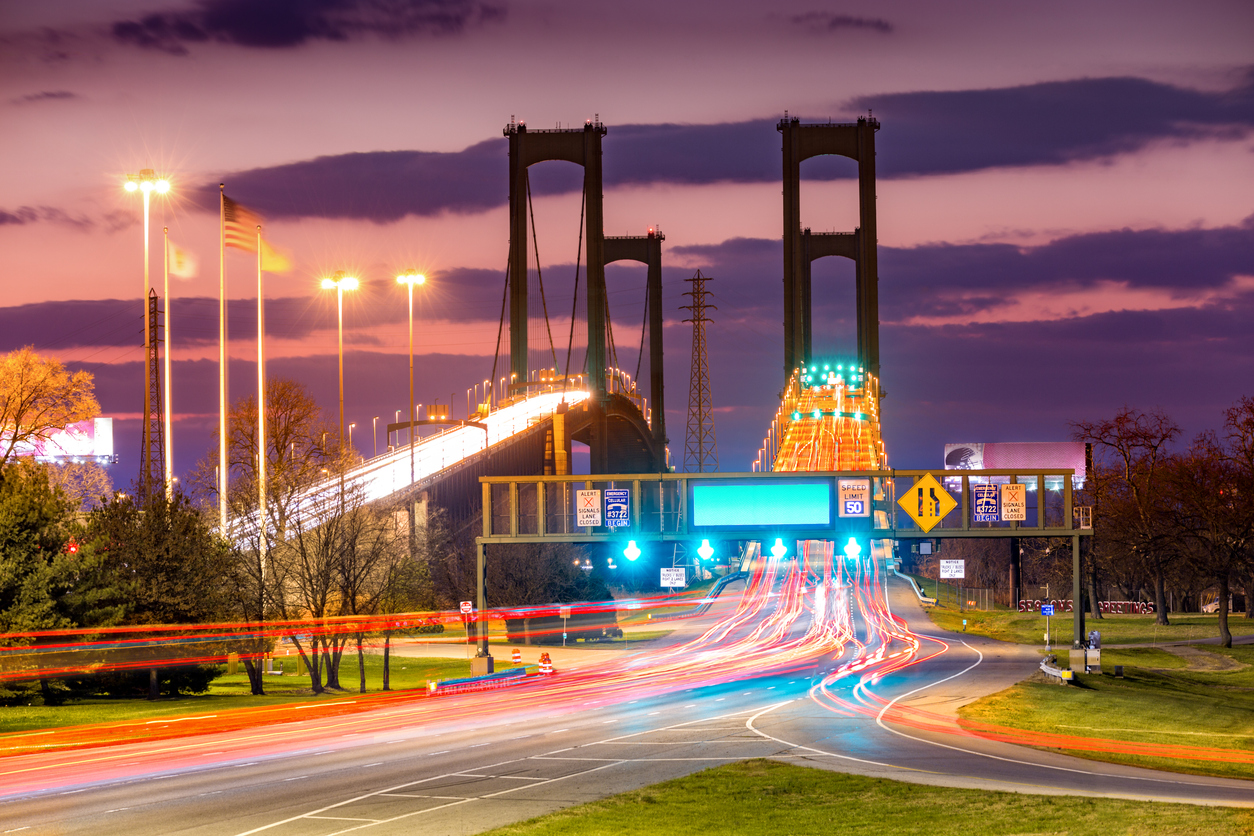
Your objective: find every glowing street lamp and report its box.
[320,271,359,450]
[396,272,426,486]
[124,169,170,497]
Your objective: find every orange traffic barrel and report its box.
[512,648,522,665]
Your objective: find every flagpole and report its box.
[219,185,229,535]
[256,225,267,580]
[163,227,173,500]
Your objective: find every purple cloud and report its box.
[112,0,504,54]
[790,12,893,35]
[202,72,1254,222]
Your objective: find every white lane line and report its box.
[362,763,382,768]
[282,776,307,782]
[306,816,380,823]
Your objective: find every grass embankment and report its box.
[480,760,1253,836]
[958,644,1254,780]
[909,583,1254,647]
[0,653,507,746]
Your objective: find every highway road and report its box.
[2,563,1251,836]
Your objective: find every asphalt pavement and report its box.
[1,575,1250,836]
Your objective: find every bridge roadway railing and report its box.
[238,389,589,538]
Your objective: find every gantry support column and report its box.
[778,117,880,380]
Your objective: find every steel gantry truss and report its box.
[471,468,1093,662]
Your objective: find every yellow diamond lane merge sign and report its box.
[896,472,957,533]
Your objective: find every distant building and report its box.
[6,417,115,466]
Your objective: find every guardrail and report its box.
[1039,658,1075,685]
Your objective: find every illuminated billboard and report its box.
[5,418,114,464]
[943,442,1085,487]
[689,479,834,531]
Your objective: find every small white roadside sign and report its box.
[660,568,686,588]
[939,559,965,579]
[576,489,602,527]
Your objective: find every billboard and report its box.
[4,418,114,464]
[943,442,1086,487]
[689,479,834,531]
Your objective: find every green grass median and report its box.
[922,602,1254,647]
[958,645,1254,780]
[0,653,493,737]
[479,760,1253,835]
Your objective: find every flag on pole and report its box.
[169,240,198,278]
[260,238,293,273]
[222,195,261,252]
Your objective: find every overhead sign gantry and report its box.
[471,468,1092,668]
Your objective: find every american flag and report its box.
[222,194,261,252]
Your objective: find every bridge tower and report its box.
[779,116,880,381]
[506,119,664,474]
[603,229,667,455]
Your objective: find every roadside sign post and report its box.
[460,600,473,657]
[560,605,571,646]
[939,559,964,610]
[1041,603,1055,651]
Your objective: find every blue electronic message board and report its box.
[689,480,833,531]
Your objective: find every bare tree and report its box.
[1166,433,1254,647]
[43,461,111,511]
[0,347,99,469]
[1072,407,1180,624]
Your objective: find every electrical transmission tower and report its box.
[682,270,718,473]
[138,288,165,499]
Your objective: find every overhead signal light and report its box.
[770,538,788,560]
[697,539,714,561]
[623,540,642,561]
[843,537,862,563]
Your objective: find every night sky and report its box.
[2,1,1252,487]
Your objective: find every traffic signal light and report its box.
[623,540,642,561]
[697,539,714,561]
[770,538,788,560]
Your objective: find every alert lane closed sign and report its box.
[1001,483,1027,521]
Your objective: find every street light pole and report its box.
[320,272,359,452]
[125,170,169,498]
[372,416,379,458]
[396,273,426,487]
